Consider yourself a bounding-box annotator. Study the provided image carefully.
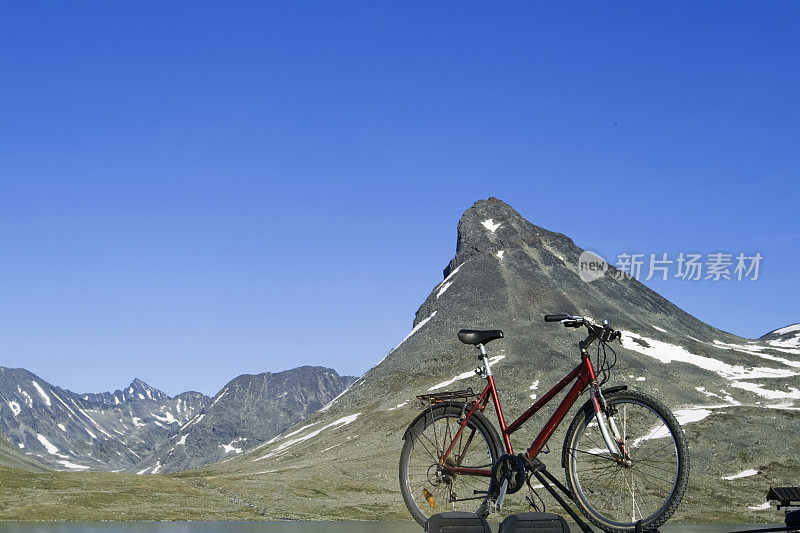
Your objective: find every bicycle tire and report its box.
[563,389,689,533]
[399,403,503,527]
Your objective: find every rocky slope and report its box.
[0,432,45,471]
[200,197,800,522]
[133,366,357,474]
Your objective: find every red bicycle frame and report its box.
[441,353,598,477]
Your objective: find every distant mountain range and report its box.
[0,366,355,473]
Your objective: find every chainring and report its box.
[489,453,526,495]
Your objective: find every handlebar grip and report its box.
[544,314,569,322]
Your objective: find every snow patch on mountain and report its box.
[209,389,229,408]
[221,438,246,454]
[722,469,758,480]
[481,219,501,232]
[72,402,115,438]
[373,311,439,370]
[36,434,63,456]
[151,411,178,424]
[429,355,506,391]
[529,380,539,400]
[392,311,438,354]
[58,460,90,470]
[674,408,713,425]
[713,340,800,367]
[631,408,711,448]
[436,281,453,298]
[253,413,360,461]
[621,332,798,381]
[17,387,33,408]
[318,387,349,413]
[749,502,771,511]
[730,381,800,400]
[773,324,800,335]
[436,263,463,291]
[31,381,51,406]
[257,422,320,451]
[695,387,740,405]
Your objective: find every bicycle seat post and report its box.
[477,344,493,377]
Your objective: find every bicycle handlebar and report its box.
[544,314,622,341]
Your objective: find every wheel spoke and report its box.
[568,447,616,461]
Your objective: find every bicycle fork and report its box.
[590,385,630,464]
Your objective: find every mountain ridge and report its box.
[130,365,357,474]
[0,364,356,474]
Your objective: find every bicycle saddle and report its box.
[457,329,504,346]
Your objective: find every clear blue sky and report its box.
[1,2,798,396]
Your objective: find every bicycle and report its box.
[399,314,689,533]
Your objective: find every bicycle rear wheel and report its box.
[563,389,689,533]
[399,403,502,527]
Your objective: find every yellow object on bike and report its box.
[422,488,437,509]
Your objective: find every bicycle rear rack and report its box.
[417,388,478,407]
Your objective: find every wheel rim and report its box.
[568,399,680,528]
[404,412,494,520]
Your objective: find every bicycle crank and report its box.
[489,454,526,510]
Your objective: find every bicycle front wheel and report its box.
[399,403,502,527]
[563,389,689,533]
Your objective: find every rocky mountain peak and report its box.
[73,378,170,405]
[125,378,168,402]
[444,197,577,278]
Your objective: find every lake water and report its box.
[0,523,779,533]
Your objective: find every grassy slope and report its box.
[170,407,799,524]
[0,467,260,521]
[0,433,259,522]
[1,408,797,522]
